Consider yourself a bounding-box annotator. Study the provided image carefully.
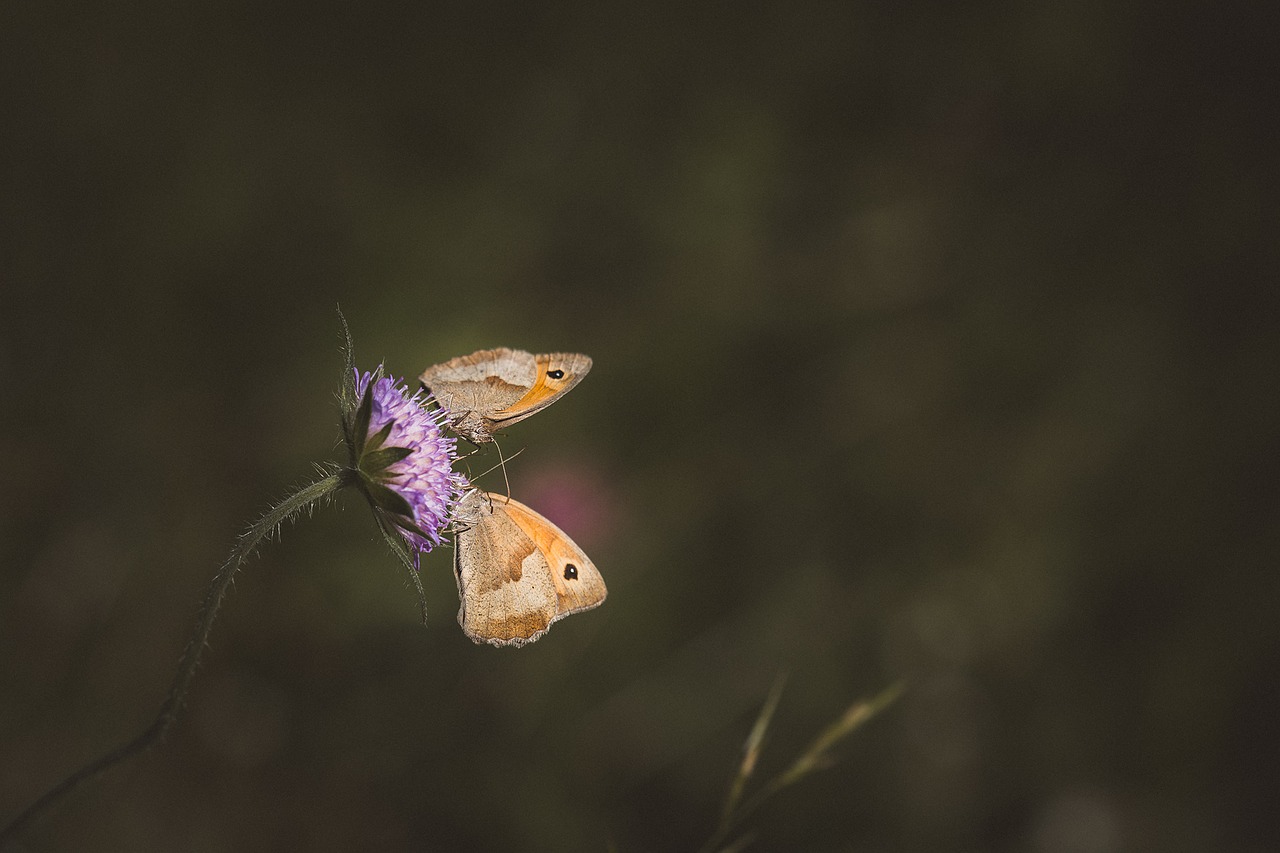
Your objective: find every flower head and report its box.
[346,367,464,562]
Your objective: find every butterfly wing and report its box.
[453,491,606,647]
[497,493,607,618]
[487,352,593,429]
[420,348,591,442]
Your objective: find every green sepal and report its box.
[361,445,412,475]
[371,511,430,623]
[385,511,417,532]
[352,382,373,458]
[386,510,435,541]
[363,421,394,454]
[364,480,414,518]
[367,482,437,548]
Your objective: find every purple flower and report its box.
[350,368,464,561]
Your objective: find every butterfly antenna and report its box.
[471,445,527,499]
[493,436,512,501]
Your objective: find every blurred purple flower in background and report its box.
[517,458,619,549]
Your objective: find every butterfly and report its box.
[419,348,592,444]
[452,489,606,647]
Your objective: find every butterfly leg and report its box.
[456,439,484,460]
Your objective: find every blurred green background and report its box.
[2,2,1276,851]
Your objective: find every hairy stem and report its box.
[0,471,353,845]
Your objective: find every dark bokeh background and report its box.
[2,3,1276,851]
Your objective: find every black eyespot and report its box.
[547,369,565,380]
[564,563,578,580]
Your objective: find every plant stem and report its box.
[697,683,903,853]
[0,471,352,845]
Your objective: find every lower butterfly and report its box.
[452,490,606,647]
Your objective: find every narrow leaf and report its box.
[337,308,358,414]
[352,382,373,458]
[779,682,903,788]
[363,421,394,454]
[723,675,786,826]
[371,509,429,622]
[386,510,435,542]
[362,446,412,474]
[365,481,413,517]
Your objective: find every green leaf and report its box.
[337,307,358,418]
[369,508,429,622]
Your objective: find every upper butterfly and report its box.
[419,348,592,444]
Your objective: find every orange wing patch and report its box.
[490,355,565,420]
[501,500,588,601]
[501,500,562,562]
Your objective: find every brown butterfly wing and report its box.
[420,349,591,442]
[487,352,593,429]
[496,493,607,618]
[453,491,606,647]
[419,348,534,443]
